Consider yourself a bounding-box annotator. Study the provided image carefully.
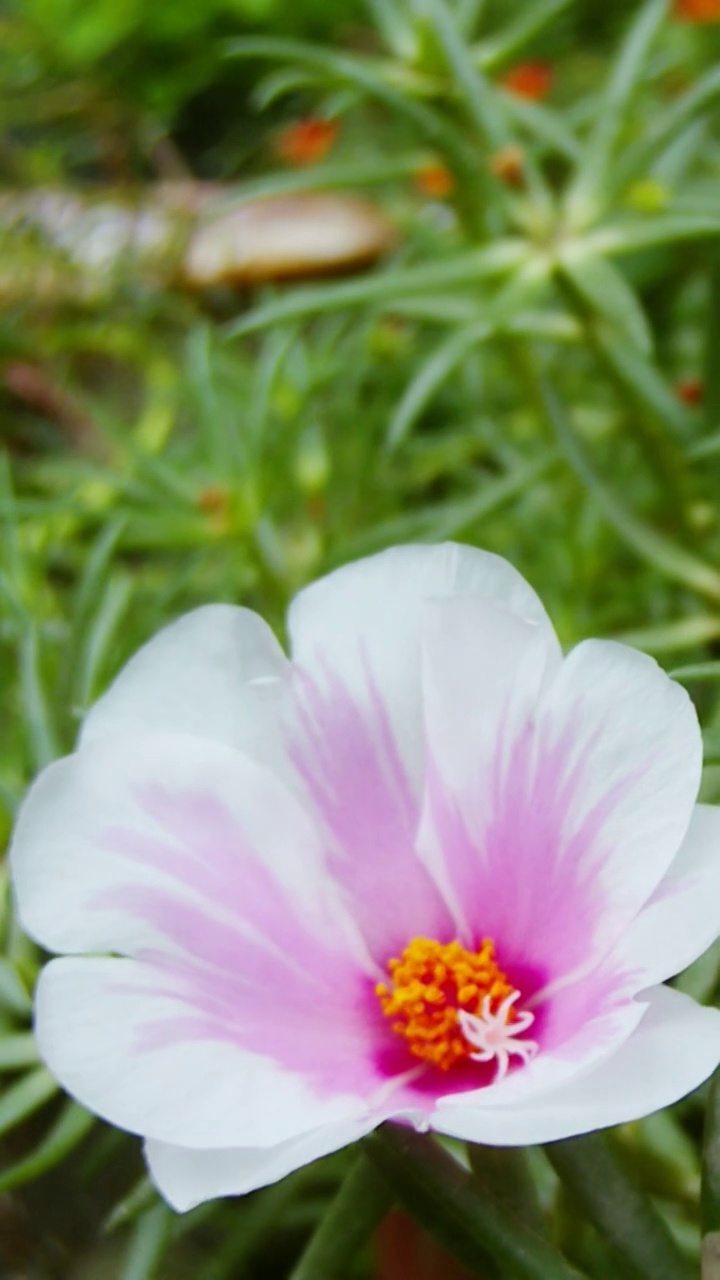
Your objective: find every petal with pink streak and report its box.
[288,542,559,791]
[288,661,454,959]
[13,731,429,1107]
[420,617,701,1004]
[35,957,375,1149]
[11,731,370,964]
[432,985,720,1146]
[285,544,558,960]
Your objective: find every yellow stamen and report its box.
[376,937,517,1071]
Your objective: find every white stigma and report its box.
[457,989,538,1082]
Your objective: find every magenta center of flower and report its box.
[375,936,538,1078]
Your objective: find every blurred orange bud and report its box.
[500,61,554,101]
[197,485,230,514]
[489,144,525,188]
[674,0,720,19]
[277,117,339,167]
[676,377,704,405]
[414,160,455,199]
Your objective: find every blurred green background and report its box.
[3,0,720,1275]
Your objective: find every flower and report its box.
[499,61,554,102]
[676,377,704,406]
[276,117,339,167]
[10,543,720,1212]
[674,0,720,20]
[414,161,455,199]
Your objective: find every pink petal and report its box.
[432,985,720,1145]
[289,542,558,791]
[35,957,373,1148]
[285,543,558,959]
[420,616,701,1015]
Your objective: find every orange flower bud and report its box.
[276,117,339,167]
[489,144,525,189]
[414,160,455,199]
[500,61,553,102]
[676,378,704,405]
[674,0,720,20]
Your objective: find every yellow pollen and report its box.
[376,937,516,1071]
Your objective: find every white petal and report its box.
[536,641,702,936]
[145,1118,379,1212]
[288,542,558,786]
[615,804,720,987]
[81,605,292,776]
[35,958,368,1149]
[11,730,361,959]
[432,985,720,1146]
[420,632,701,978]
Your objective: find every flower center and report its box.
[375,937,538,1078]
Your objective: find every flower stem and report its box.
[289,1152,394,1280]
[467,1143,544,1233]
[365,1124,586,1280]
[545,1132,694,1280]
[702,1064,720,1235]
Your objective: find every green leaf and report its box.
[364,0,417,59]
[0,1032,38,1071]
[703,1066,720,1237]
[336,456,558,559]
[419,0,510,149]
[0,1068,57,1139]
[703,255,720,435]
[289,1153,394,1280]
[0,958,33,1017]
[224,38,479,177]
[223,240,529,338]
[501,96,581,164]
[535,372,720,601]
[104,1178,157,1234]
[387,319,494,450]
[19,627,60,771]
[71,573,133,715]
[208,156,427,209]
[365,1124,586,1280]
[703,728,720,765]
[120,1204,174,1280]
[616,64,720,195]
[566,0,670,227]
[387,260,551,449]
[593,215,720,256]
[592,324,691,442]
[475,0,574,71]
[546,1132,694,1280]
[0,1102,93,1193]
[558,250,652,354]
[671,662,720,683]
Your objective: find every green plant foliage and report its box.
[4,0,720,1275]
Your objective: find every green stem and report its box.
[365,1124,586,1280]
[702,1065,720,1237]
[467,1144,544,1233]
[545,1132,694,1280]
[289,1152,394,1280]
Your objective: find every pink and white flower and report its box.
[10,543,720,1211]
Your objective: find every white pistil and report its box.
[458,990,538,1082]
